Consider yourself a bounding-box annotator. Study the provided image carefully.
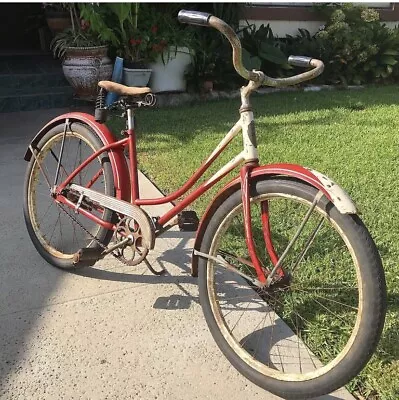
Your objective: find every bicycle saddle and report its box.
[98,81,151,96]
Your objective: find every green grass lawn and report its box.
[108,86,399,399]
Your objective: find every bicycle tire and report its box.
[197,178,386,399]
[24,122,116,270]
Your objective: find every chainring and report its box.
[114,217,149,266]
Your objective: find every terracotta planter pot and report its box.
[45,11,71,35]
[203,80,214,93]
[62,46,113,99]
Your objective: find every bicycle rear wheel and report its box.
[198,178,386,399]
[24,122,116,269]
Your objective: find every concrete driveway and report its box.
[0,109,353,400]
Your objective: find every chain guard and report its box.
[68,184,155,250]
[57,197,164,275]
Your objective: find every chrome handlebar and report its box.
[178,10,324,87]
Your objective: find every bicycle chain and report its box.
[56,202,132,267]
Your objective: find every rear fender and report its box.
[191,163,356,277]
[24,112,131,202]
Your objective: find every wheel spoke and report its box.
[50,149,69,179]
[228,300,252,333]
[39,201,55,222]
[308,295,356,325]
[72,138,81,173]
[27,130,111,259]
[219,293,268,302]
[291,217,325,273]
[48,210,61,246]
[58,211,64,252]
[292,288,358,311]
[36,191,52,198]
[268,306,277,367]
[239,312,271,348]
[266,290,313,327]
[266,192,323,283]
[253,311,269,359]
[291,285,356,291]
[30,148,52,189]
[72,218,79,249]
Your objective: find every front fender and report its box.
[24,112,131,202]
[191,163,356,277]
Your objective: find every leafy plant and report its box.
[364,23,399,81]
[139,4,194,65]
[185,3,244,91]
[79,3,193,67]
[50,3,103,59]
[285,28,324,61]
[50,29,101,58]
[283,28,325,83]
[239,22,291,77]
[78,3,120,47]
[79,3,144,64]
[186,33,239,92]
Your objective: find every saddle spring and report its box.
[95,87,108,123]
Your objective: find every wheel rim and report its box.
[27,131,109,258]
[206,192,362,382]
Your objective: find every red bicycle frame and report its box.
[53,81,277,283]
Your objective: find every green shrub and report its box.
[238,3,399,86]
[314,3,399,85]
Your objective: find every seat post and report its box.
[127,107,140,202]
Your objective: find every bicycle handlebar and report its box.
[178,10,324,87]
[177,10,212,26]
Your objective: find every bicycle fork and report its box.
[240,161,325,287]
[238,79,320,287]
[239,79,272,285]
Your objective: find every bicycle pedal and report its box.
[178,211,199,232]
[73,248,103,267]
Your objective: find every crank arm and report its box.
[155,216,179,237]
[193,250,265,288]
[101,236,132,256]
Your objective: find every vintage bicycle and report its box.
[23,10,386,399]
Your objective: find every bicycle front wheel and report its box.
[24,122,116,269]
[198,178,386,399]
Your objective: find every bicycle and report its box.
[23,10,386,400]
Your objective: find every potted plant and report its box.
[79,3,156,87]
[145,6,194,92]
[43,3,71,35]
[122,28,153,87]
[50,3,113,99]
